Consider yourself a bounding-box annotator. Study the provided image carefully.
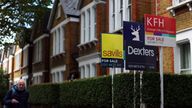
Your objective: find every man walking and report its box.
[3,79,29,108]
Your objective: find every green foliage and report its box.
[164,74,192,108]
[0,68,9,102]
[113,73,136,108]
[60,76,112,108]
[28,72,192,108]
[0,0,52,44]
[28,83,59,105]
[142,72,160,107]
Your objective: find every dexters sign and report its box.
[124,21,157,70]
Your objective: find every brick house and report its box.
[167,0,192,74]
[30,9,51,84]
[47,0,80,82]
[77,0,109,79]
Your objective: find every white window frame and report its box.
[51,66,65,83]
[14,50,21,71]
[52,26,64,56]
[172,0,187,6]
[80,2,96,44]
[3,59,8,73]
[180,42,191,74]
[33,72,43,84]
[8,56,13,74]
[23,45,29,67]
[33,40,42,63]
[109,0,131,32]
[51,17,79,57]
[77,53,100,79]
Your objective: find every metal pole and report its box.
[140,71,143,108]
[160,47,164,108]
[112,66,115,108]
[134,70,136,108]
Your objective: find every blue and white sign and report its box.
[123,21,157,70]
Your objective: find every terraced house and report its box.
[0,0,179,86]
[167,0,192,74]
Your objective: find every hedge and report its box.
[28,83,59,106]
[142,73,192,108]
[142,72,160,107]
[113,73,139,108]
[59,76,112,108]
[28,72,192,108]
[164,74,192,108]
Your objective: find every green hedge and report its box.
[59,76,112,108]
[28,83,59,105]
[28,72,192,108]
[113,73,138,108]
[142,72,160,107]
[164,74,192,108]
[142,73,192,108]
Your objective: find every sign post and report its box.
[101,33,124,108]
[144,14,176,108]
[123,21,157,108]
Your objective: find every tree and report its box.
[0,0,52,45]
[0,68,8,102]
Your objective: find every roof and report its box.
[47,0,80,30]
[60,0,80,16]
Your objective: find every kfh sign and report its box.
[124,21,157,70]
[144,14,176,47]
[101,33,124,68]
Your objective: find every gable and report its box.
[52,2,66,28]
[48,0,80,30]
[78,0,93,10]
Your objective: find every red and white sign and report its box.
[144,14,176,47]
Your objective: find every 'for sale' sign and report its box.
[144,14,176,47]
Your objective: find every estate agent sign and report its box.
[123,21,157,70]
[144,14,176,47]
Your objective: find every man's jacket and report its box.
[3,85,29,108]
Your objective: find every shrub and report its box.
[28,83,59,105]
[59,76,112,108]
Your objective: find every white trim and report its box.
[51,65,66,73]
[109,0,131,33]
[9,55,13,60]
[51,17,79,33]
[175,29,192,74]
[177,27,192,33]
[80,2,95,13]
[77,52,100,67]
[33,34,49,43]
[14,77,20,83]
[21,75,28,79]
[3,58,8,63]
[33,72,43,77]
[77,39,98,47]
[14,49,22,55]
[167,0,192,10]
[23,44,30,50]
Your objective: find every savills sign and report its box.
[101,33,124,68]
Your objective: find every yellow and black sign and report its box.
[101,33,124,68]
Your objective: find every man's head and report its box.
[17,79,26,91]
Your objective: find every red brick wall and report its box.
[64,22,79,80]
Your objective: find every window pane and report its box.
[93,7,96,39]
[88,9,91,41]
[92,63,97,77]
[180,43,191,74]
